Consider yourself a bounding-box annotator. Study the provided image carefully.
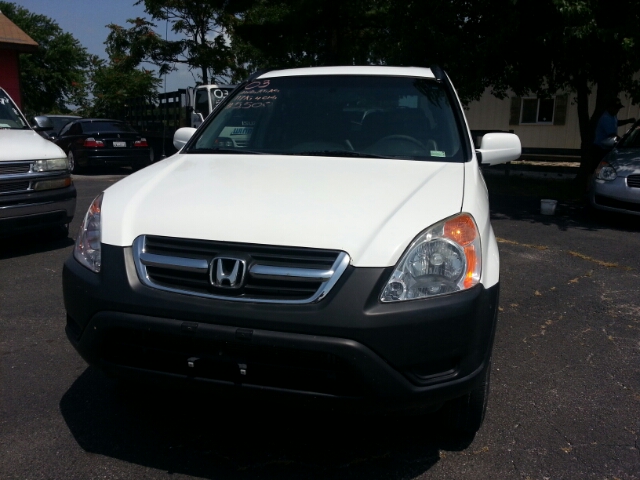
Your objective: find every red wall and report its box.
[0,49,22,108]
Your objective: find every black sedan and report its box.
[54,119,153,173]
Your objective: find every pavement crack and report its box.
[496,238,548,250]
[567,251,632,270]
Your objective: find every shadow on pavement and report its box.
[73,165,133,177]
[487,177,640,234]
[490,193,640,233]
[60,368,474,479]
[0,228,74,260]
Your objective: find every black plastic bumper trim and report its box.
[63,244,500,409]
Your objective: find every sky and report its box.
[14,0,193,92]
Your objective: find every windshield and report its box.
[210,87,233,111]
[618,122,640,149]
[50,117,79,134]
[83,121,136,134]
[188,75,465,161]
[0,91,29,130]
[195,87,235,117]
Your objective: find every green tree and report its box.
[232,0,381,70]
[134,0,246,84]
[0,1,92,115]
[87,20,162,118]
[366,0,518,104]
[231,0,513,103]
[489,0,640,176]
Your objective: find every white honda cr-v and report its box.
[64,66,520,435]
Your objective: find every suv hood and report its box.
[101,154,464,267]
[0,129,67,161]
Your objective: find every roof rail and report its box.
[247,69,275,81]
[430,65,446,82]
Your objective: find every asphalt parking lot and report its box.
[1,170,638,479]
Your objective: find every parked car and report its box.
[589,120,640,216]
[0,87,75,238]
[54,119,153,173]
[33,114,81,141]
[63,66,521,435]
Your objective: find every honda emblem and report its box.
[210,257,246,289]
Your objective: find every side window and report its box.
[195,89,210,117]
[59,123,73,137]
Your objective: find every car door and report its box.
[55,122,83,153]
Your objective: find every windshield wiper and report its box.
[187,147,268,155]
[291,150,387,159]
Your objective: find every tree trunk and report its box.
[575,72,620,184]
[576,80,593,183]
[202,65,208,85]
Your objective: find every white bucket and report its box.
[540,199,557,215]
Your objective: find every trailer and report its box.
[123,84,237,159]
[123,89,188,159]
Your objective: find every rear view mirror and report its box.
[173,127,197,150]
[32,116,54,132]
[476,133,521,166]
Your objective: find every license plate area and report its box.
[113,141,127,147]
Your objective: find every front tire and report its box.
[67,150,79,174]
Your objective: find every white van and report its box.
[0,87,75,237]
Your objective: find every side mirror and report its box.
[32,116,54,132]
[600,135,618,150]
[173,127,197,150]
[476,132,521,166]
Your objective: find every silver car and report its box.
[589,122,640,216]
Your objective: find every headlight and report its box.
[381,213,481,302]
[33,177,72,191]
[595,161,617,181]
[74,193,103,272]
[33,158,69,172]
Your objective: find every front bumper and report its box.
[590,177,640,216]
[63,244,499,411]
[0,185,76,234]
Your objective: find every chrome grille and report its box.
[627,175,640,188]
[0,181,30,194]
[0,163,31,175]
[133,235,350,304]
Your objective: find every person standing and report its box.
[590,98,636,171]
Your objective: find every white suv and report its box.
[63,66,520,434]
[0,88,75,237]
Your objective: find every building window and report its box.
[509,95,568,126]
[520,97,555,124]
